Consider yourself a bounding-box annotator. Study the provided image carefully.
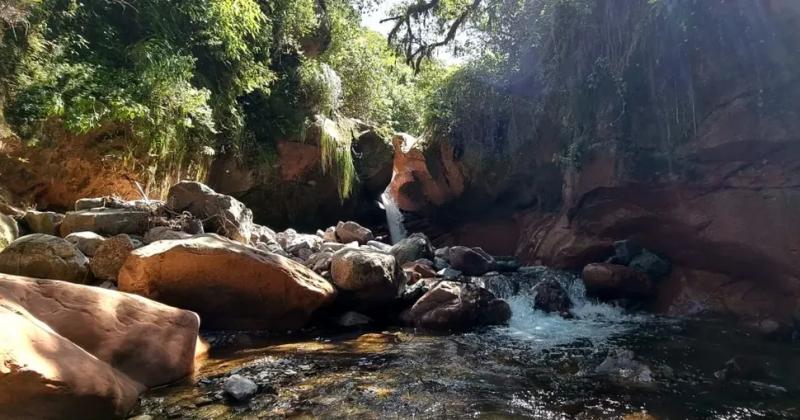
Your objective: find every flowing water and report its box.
[380,191,407,244]
[133,269,800,419]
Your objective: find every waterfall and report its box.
[380,191,407,244]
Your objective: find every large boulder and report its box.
[118,234,336,330]
[330,248,405,307]
[446,246,494,276]
[0,302,141,420]
[60,208,151,237]
[166,181,253,244]
[0,234,90,283]
[401,281,511,331]
[0,213,18,250]
[335,220,374,244]
[23,210,64,235]
[65,231,106,257]
[582,263,656,299]
[90,234,135,282]
[0,274,201,419]
[389,232,435,266]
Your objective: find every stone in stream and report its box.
[0,213,19,251]
[401,281,511,331]
[335,220,374,244]
[90,234,135,282]
[23,210,64,236]
[582,263,655,299]
[532,279,573,317]
[65,231,106,257]
[60,207,151,237]
[118,234,337,330]
[390,233,434,266]
[166,181,253,244]
[594,349,654,385]
[0,234,90,283]
[445,246,494,276]
[330,247,405,308]
[223,375,258,402]
[437,267,462,281]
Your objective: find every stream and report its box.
[132,269,800,419]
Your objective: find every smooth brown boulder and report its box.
[0,234,90,283]
[0,301,142,420]
[0,274,200,388]
[90,234,135,282]
[330,248,404,307]
[402,281,511,331]
[118,234,337,330]
[582,263,655,299]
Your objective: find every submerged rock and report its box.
[166,181,253,244]
[446,246,494,276]
[335,220,374,244]
[0,234,90,283]
[401,281,511,331]
[330,248,404,307]
[118,234,336,330]
[223,375,258,402]
[595,349,654,385]
[532,279,573,317]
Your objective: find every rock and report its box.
[143,226,194,244]
[0,301,141,420]
[492,257,521,273]
[612,240,642,265]
[305,251,334,274]
[595,349,654,384]
[0,234,90,282]
[335,221,374,244]
[336,311,374,327]
[402,259,437,284]
[582,263,656,299]
[118,234,337,330]
[250,224,277,246]
[166,181,253,244]
[322,226,337,242]
[330,248,405,307]
[434,256,450,270]
[65,231,106,257]
[629,249,671,279]
[446,246,494,276]
[366,240,391,252]
[223,375,258,402]
[532,279,573,317]
[0,213,18,250]
[714,355,771,381]
[90,234,135,282]
[23,210,64,235]
[401,281,511,331]
[60,208,151,237]
[0,274,200,388]
[389,233,434,266]
[437,267,462,281]
[75,197,108,210]
[277,229,323,254]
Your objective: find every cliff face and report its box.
[387,0,800,331]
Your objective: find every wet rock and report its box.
[64,231,106,257]
[0,299,141,420]
[0,213,18,250]
[434,256,450,270]
[446,246,494,276]
[390,233,434,266]
[336,311,374,327]
[143,226,193,244]
[532,279,573,317]
[437,267,462,281]
[23,210,64,235]
[166,181,253,244]
[330,248,405,307]
[401,281,511,331]
[223,375,258,402]
[90,234,135,282]
[595,349,654,384]
[629,250,671,279]
[582,263,655,299]
[0,234,90,283]
[491,257,521,273]
[335,221,374,245]
[714,355,771,381]
[60,208,151,237]
[0,273,200,388]
[366,240,391,252]
[611,240,642,265]
[118,234,336,330]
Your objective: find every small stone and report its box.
[222,374,258,402]
[335,221,374,245]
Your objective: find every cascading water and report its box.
[380,191,407,244]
